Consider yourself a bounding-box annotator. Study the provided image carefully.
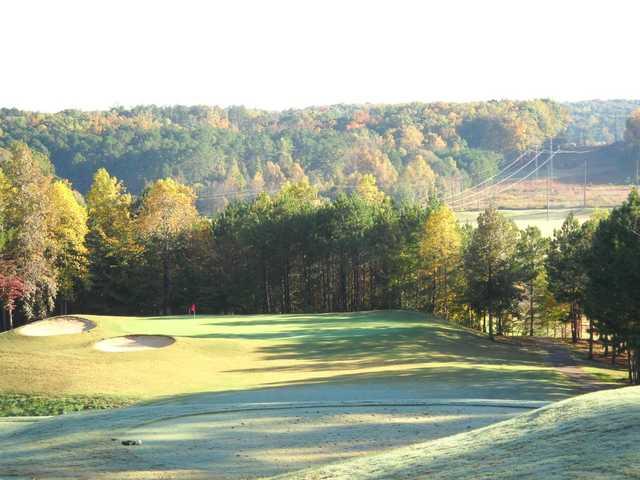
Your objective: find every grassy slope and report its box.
[0,311,626,479]
[0,311,575,400]
[276,386,640,480]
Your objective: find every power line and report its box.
[195,146,599,206]
[493,151,557,198]
[447,150,546,209]
[445,150,534,203]
[448,146,597,211]
[452,152,556,212]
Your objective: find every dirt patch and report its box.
[17,316,96,337]
[94,335,175,352]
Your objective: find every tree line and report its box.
[0,142,426,324]
[420,193,640,384]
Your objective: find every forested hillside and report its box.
[0,100,638,213]
[0,101,567,212]
[563,99,640,146]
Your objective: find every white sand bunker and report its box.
[17,316,96,337]
[94,335,175,352]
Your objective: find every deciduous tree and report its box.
[419,205,461,319]
[137,178,199,314]
[1,143,57,319]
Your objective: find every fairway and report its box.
[1,311,577,400]
[0,310,615,479]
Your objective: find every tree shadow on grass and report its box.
[191,322,550,368]
[0,402,524,479]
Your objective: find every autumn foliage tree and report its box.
[625,109,640,146]
[49,180,88,313]
[0,273,26,328]
[419,205,462,319]
[0,143,58,319]
[85,168,140,313]
[137,178,199,314]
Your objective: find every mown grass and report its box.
[0,311,579,402]
[581,366,629,383]
[0,311,625,479]
[0,393,136,417]
[276,386,640,480]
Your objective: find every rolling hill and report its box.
[1,310,622,479]
[275,385,640,480]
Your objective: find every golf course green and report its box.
[0,310,627,479]
[1,310,579,400]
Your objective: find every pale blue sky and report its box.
[1,0,637,112]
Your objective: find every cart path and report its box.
[528,337,619,393]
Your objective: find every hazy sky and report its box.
[1,0,638,112]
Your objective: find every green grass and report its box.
[0,311,578,401]
[0,310,623,479]
[581,365,629,383]
[456,208,601,237]
[276,386,640,480]
[0,393,135,417]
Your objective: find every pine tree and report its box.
[546,213,589,343]
[585,190,640,383]
[515,226,548,336]
[464,207,520,339]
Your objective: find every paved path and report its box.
[525,337,618,393]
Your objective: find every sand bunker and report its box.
[94,335,175,352]
[17,316,96,337]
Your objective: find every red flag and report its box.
[190,303,196,314]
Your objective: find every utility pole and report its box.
[549,137,554,180]
[583,157,588,209]
[547,138,553,222]
[546,157,550,221]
